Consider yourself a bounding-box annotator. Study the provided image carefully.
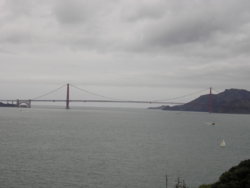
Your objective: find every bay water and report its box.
[0,107,249,188]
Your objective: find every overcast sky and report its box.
[1,0,250,103]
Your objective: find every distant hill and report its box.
[155,89,250,114]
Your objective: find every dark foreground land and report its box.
[199,159,250,188]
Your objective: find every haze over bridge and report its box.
[0,83,211,109]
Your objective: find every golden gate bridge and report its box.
[0,83,211,109]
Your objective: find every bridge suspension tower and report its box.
[66,83,70,109]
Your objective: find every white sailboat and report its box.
[220,139,226,147]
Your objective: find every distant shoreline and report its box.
[149,88,250,114]
[0,102,16,107]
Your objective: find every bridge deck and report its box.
[0,99,183,105]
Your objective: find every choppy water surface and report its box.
[0,107,249,188]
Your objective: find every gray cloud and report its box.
[143,1,250,50]
[121,0,167,22]
[3,0,34,17]
[1,0,250,101]
[0,30,33,44]
[54,0,88,24]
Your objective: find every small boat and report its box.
[205,122,215,126]
[220,139,226,147]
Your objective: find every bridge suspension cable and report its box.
[69,84,123,101]
[70,84,209,103]
[31,84,67,100]
[152,88,209,102]
[28,83,213,105]
[212,88,224,94]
